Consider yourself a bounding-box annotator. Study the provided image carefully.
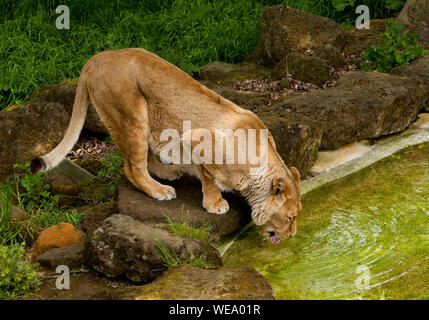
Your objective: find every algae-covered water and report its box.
[224,143,429,299]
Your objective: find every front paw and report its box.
[151,185,177,201]
[204,198,229,215]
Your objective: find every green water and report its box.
[224,143,429,299]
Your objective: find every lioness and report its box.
[31,48,302,243]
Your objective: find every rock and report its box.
[73,159,105,176]
[57,195,86,208]
[110,265,274,300]
[32,222,84,259]
[278,78,292,89]
[84,214,222,283]
[199,62,272,84]
[36,243,85,271]
[46,171,80,196]
[266,71,429,150]
[28,82,108,134]
[256,113,323,178]
[0,200,26,222]
[342,20,386,56]
[246,5,345,67]
[391,54,429,113]
[391,54,429,82]
[117,176,251,243]
[0,102,70,177]
[81,201,117,233]
[314,44,345,68]
[11,205,26,221]
[202,83,269,109]
[284,52,331,85]
[396,0,429,43]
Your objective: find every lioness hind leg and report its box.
[196,165,229,214]
[91,97,176,201]
[119,120,176,201]
[147,150,182,181]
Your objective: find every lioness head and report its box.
[259,167,302,244]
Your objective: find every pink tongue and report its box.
[269,235,280,244]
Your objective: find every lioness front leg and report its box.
[196,165,229,214]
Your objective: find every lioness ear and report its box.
[290,167,300,184]
[271,177,289,202]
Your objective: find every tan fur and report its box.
[32,48,302,241]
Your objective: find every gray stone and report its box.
[84,214,222,283]
[37,243,85,271]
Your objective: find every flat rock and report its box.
[266,71,429,150]
[84,214,222,283]
[36,243,85,271]
[199,62,272,84]
[117,176,251,243]
[110,265,274,300]
[201,83,269,109]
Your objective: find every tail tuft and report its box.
[30,157,46,174]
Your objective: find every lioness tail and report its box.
[30,74,89,173]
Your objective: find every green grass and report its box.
[155,238,216,269]
[164,214,211,242]
[0,163,85,245]
[0,243,39,300]
[0,0,403,109]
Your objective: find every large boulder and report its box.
[117,176,251,243]
[342,19,386,56]
[396,0,429,43]
[84,214,222,283]
[246,5,345,67]
[28,82,108,134]
[110,265,274,300]
[0,102,70,178]
[256,113,323,178]
[266,71,429,150]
